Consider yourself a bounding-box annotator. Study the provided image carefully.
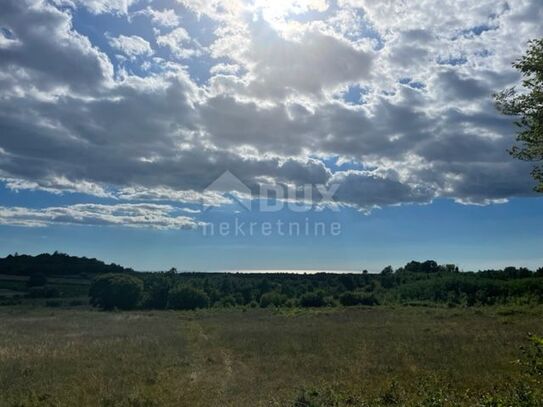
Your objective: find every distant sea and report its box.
[211,270,366,274]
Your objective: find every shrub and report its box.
[45,299,62,307]
[27,287,60,298]
[299,291,326,307]
[340,291,379,306]
[167,285,209,310]
[339,291,359,306]
[89,274,143,310]
[260,291,287,308]
[219,295,237,308]
[26,273,47,287]
[142,275,172,309]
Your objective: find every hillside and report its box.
[0,252,132,276]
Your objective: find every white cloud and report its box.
[0,0,541,220]
[156,27,201,59]
[0,203,202,229]
[108,34,153,57]
[73,0,137,15]
[0,0,113,93]
[2,177,111,198]
[135,7,180,27]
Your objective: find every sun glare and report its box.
[253,0,328,20]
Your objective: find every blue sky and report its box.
[0,0,542,271]
[1,183,542,272]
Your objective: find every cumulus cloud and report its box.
[0,0,541,224]
[330,170,435,209]
[2,177,111,198]
[156,27,201,59]
[72,0,137,15]
[135,7,180,27]
[0,0,113,93]
[209,20,374,99]
[107,34,153,57]
[0,203,201,229]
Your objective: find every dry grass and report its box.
[0,305,542,406]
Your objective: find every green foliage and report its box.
[84,260,543,311]
[2,253,542,311]
[260,291,287,308]
[292,387,365,406]
[26,272,47,287]
[299,290,326,307]
[0,251,132,276]
[523,334,543,381]
[45,299,63,307]
[89,274,143,310]
[495,38,543,191]
[142,274,173,309]
[27,286,60,298]
[167,285,209,310]
[218,295,237,307]
[339,291,379,306]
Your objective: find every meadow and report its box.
[1,305,542,406]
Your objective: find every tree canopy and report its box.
[89,274,143,310]
[495,38,543,191]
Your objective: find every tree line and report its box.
[88,260,543,310]
[2,253,542,310]
[0,252,131,276]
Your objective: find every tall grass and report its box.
[0,306,541,406]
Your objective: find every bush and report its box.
[27,287,60,298]
[142,275,172,309]
[299,291,326,307]
[89,274,143,310]
[260,291,287,308]
[167,285,209,310]
[219,295,237,308]
[26,272,47,287]
[340,291,379,306]
[45,299,63,307]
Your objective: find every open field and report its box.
[1,305,542,406]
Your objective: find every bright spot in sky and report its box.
[253,0,329,21]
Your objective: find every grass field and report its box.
[1,305,542,406]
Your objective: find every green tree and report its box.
[26,272,47,287]
[143,274,172,309]
[299,290,326,307]
[495,38,543,191]
[260,291,287,308]
[339,291,379,306]
[167,285,209,310]
[381,265,394,275]
[89,274,143,310]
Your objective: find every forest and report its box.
[1,253,543,310]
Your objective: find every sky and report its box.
[0,0,542,272]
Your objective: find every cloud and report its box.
[135,7,180,28]
[329,170,435,209]
[72,0,137,15]
[0,0,113,93]
[0,203,202,229]
[2,177,111,198]
[0,0,542,222]
[210,20,374,99]
[156,27,201,59]
[108,34,153,57]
